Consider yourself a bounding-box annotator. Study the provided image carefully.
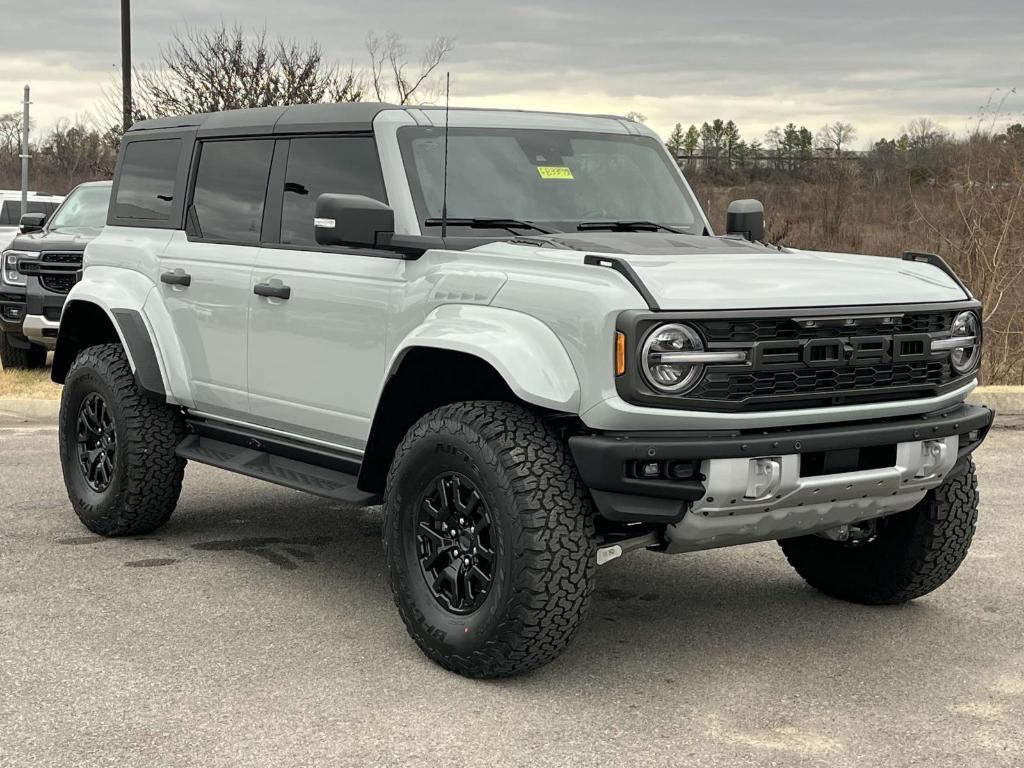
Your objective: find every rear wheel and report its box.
[779,459,979,604]
[0,332,46,369]
[384,401,597,678]
[59,343,186,536]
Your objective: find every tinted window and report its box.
[192,140,274,243]
[1,200,54,225]
[115,139,181,220]
[279,137,386,245]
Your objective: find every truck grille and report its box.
[38,252,82,295]
[631,308,973,412]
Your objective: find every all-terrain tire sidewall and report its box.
[388,428,515,657]
[384,401,597,678]
[59,343,186,536]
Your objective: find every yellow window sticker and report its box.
[537,166,574,180]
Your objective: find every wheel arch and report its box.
[52,299,165,402]
[357,310,582,494]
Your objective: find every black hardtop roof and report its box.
[127,102,400,136]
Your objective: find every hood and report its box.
[511,233,969,309]
[8,227,100,254]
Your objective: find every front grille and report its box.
[683,311,963,410]
[37,252,82,295]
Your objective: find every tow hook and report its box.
[596,530,661,565]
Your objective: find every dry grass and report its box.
[0,364,62,399]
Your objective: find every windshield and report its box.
[398,127,704,235]
[48,185,110,231]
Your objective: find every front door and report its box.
[246,135,400,448]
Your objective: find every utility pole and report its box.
[20,85,30,217]
[121,0,132,132]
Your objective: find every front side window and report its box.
[398,127,703,235]
[191,139,274,243]
[279,136,387,245]
[48,185,111,232]
[114,139,181,220]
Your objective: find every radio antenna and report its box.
[441,71,450,239]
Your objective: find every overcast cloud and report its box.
[2,0,1022,145]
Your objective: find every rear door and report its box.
[158,138,274,419]
[246,135,402,447]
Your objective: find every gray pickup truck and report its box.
[51,103,992,677]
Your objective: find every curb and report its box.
[0,398,60,424]
[1,389,1023,426]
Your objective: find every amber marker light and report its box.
[615,332,626,376]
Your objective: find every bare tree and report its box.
[0,112,22,158]
[366,32,454,104]
[120,23,364,122]
[624,111,647,124]
[816,121,857,155]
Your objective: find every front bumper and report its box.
[569,402,994,551]
[21,290,67,349]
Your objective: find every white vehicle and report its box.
[0,190,64,251]
[52,104,993,678]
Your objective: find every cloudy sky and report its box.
[2,0,1022,146]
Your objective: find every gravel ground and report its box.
[1,421,1021,768]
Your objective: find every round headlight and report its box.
[949,311,981,374]
[641,323,705,393]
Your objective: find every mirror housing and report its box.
[726,199,765,242]
[19,212,46,234]
[314,194,394,248]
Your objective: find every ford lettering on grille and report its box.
[750,333,933,370]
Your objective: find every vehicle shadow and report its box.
[149,474,960,693]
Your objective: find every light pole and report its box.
[121,0,132,132]
[20,85,29,217]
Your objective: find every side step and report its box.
[176,432,380,505]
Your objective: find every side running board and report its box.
[176,421,379,505]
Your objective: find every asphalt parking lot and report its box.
[1,418,1022,768]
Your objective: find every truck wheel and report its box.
[383,401,596,678]
[58,343,186,536]
[0,332,46,369]
[779,459,978,605]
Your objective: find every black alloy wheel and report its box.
[416,472,495,615]
[76,392,117,492]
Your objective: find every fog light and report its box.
[638,461,662,478]
[746,457,782,499]
[2,306,22,320]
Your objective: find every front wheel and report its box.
[779,458,979,604]
[383,401,597,678]
[0,332,46,370]
[59,343,186,536]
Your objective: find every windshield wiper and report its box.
[423,217,559,235]
[577,220,682,234]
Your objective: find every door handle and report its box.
[254,281,291,300]
[160,269,192,287]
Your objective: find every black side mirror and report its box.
[314,194,394,248]
[726,199,765,242]
[19,213,46,234]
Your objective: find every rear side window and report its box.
[192,139,274,244]
[114,139,181,220]
[279,136,386,245]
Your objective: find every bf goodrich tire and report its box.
[383,401,597,678]
[0,332,46,370]
[59,343,186,536]
[779,458,979,605]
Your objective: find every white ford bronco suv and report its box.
[53,103,993,678]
